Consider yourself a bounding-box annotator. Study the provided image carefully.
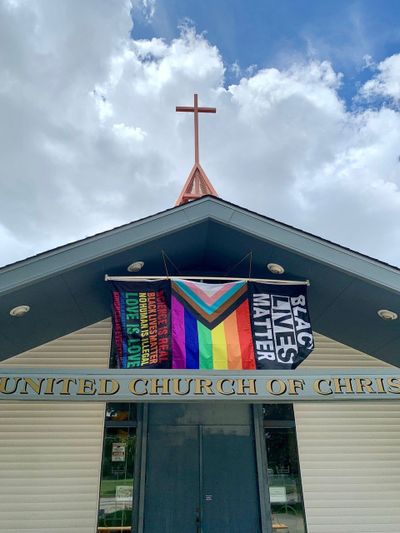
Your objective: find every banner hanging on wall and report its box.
[110,279,314,370]
[171,280,256,370]
[248,283,314,369]
[111,280,171,369]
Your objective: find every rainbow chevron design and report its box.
[171,280,256,370]
[172,279,248,328]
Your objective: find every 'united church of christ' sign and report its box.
[1,369,400,402]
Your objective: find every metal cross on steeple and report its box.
[175,94,218,206]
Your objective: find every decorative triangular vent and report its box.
[175,162,218,205]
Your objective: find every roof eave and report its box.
[1,196,400,297]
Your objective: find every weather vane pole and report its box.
[175,94,218,205]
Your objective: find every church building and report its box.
[1,95,400,533]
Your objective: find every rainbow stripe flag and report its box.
[110,279,314,370]
[171,280,256,370]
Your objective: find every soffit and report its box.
[0,197,399,365]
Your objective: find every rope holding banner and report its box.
[161,250,170,278]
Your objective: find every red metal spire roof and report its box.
[175,94,218,206]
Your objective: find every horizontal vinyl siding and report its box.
[1,319,111,368]
[295,402,400,533]
[4,318,390,370]
[299,332,393,368]
[0,317,393,533]
[0,402,105,533]
[0,320,109,532]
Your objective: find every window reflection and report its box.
[264,405,306,533]
[105,403,137,423]
[98,406,136,533]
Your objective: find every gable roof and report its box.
[1,196,400,365]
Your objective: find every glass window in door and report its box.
[264,404,307,533]
[98,404,137,533]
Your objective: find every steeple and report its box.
[175,94,218,206]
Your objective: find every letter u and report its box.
[0,377,21,394]
[173,378,193,395]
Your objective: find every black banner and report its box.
[248,283,314,369]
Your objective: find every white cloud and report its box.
[1,1,400,269]
[362,54,375,70]
[361,54,400,103]
[132,0,156,22]
[113,123,147,143]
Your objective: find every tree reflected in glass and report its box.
[98,409,136,531]
[264,405,307,533]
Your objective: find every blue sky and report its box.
[132,0,400,103]
[1,0,400,267]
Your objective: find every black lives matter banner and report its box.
[110,280,313,370]
[249,283,314,369]
[111,281,171,369]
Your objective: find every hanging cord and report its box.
[248,251,253,279]
[106,249,310,285]
[161,250,170,277]
[224,251,253,277]
[163,250,252,279]
[161,250,182,277]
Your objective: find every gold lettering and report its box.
[44,378,56,395]
[313,379,333,395]
[99,379,120,395]
[216,378,235,396]
[0,377,21,394]
[19,377,44,395]
[387,377,400,394]
[4,373,398,402]
[172,378,193,395]
[129,378,148,396]
[150,378,171,395]
[77,378,96,395]
[56,378,77,395]
[355,378,376,394]
[194,378,214,395]
[237,378,257,395]
[375,377,387,394]
[333,377,354,394]
[266,379,287,396]
[288,379,305,395]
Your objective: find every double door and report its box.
[143,404,262,533]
